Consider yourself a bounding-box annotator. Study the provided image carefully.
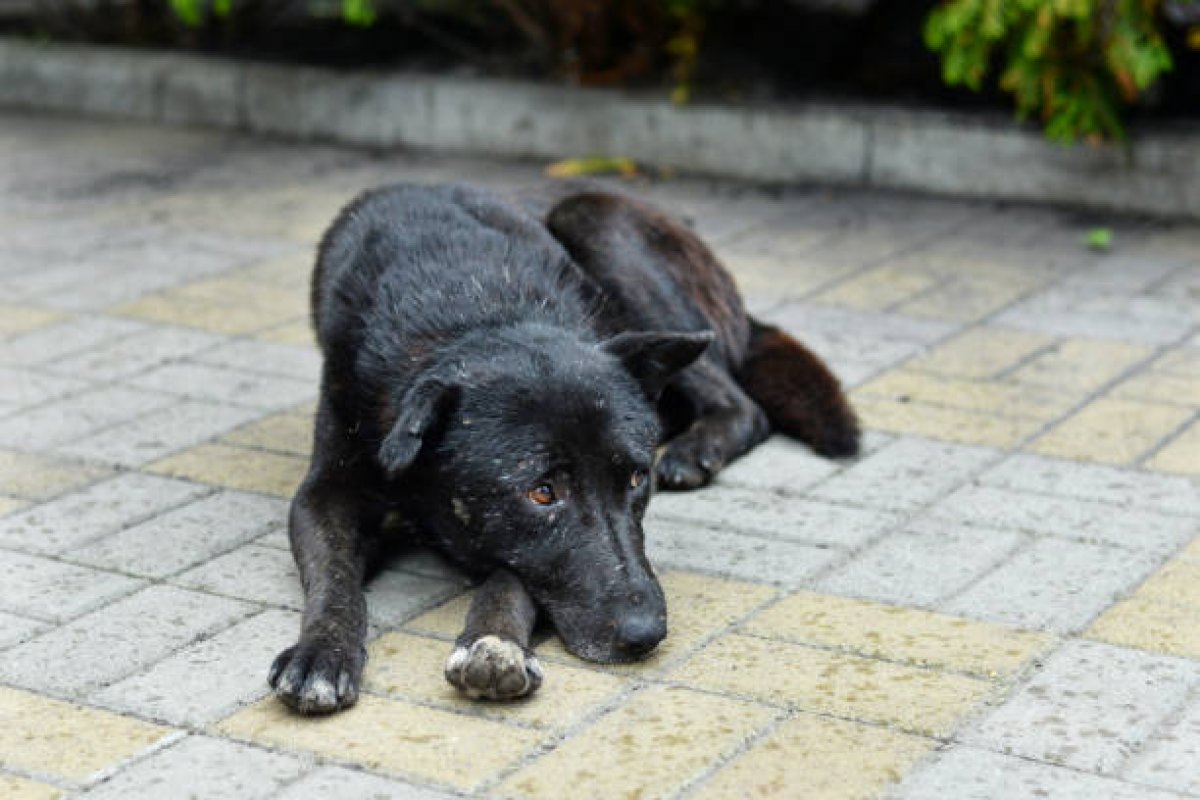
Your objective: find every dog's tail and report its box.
[737,317,860,458]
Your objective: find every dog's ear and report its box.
[378,374,459,480]
[603,331,713,400]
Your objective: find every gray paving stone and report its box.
[889,745,1186,800]
[1123,692,1200,795]
[78,735,310,800]
[810,438,1000,513]
[275,765,459,800]
[174,543,302,609]
[54,400,265,467]
[645,517,840,586]
[817,519,1025,608]
[363,570,462,629]
[92,608,300,726]
[648,485,901,549]
[129,362,316,409]
[962,641,1200,775]
[996,287,1197,345]
[0,472,211,555]
[943,537,1159,633]
[928,485,1197,556]
[0,584,253,696]
[68,490,288,578]
[0,365,88,408]
[980,454,1200,518]
[713,437,841,494]
[0,384,176,450]
[0,315,147,365]
[0,610,48,649]
[0,549,143,622]
[195,339,322,383]
[44,325,228,382]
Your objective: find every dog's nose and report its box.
[614,613,666,657]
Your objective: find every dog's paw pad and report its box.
[444,635,543,700]
[269,641,363,715]
[655,441,723,490]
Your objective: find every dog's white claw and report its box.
[444,635,543,700]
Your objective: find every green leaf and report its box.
[1085,227,1114,250]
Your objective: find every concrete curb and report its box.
[2,38,1198,218]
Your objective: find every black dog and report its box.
[268,183,858,713]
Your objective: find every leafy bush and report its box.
[924,0,1176,143]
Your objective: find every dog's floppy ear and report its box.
[377,373,459,480]
[603,330,713,400]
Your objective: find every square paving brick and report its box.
[0,472,210,555]
[362,570,462,629]
[1112,370,1200,407]
[979,453,1200,517]
[648,485,901,549]
[173,543,303,609]
[77,735,309,800]
[0,774,62,800]
[852,397,1045,449]
[275,766,458,800]
[1008,338,1153,393]
[890,745,1185,800]
[92,609,299,727]
[0,385,176,450]
[0,448,111,500]
[129,362,315,409]
[928,485,1197,555]
[0,304,65,338]
[744,590,1052,679]
[645,517,841,586]
[692,712,933,800]
[0,366,88,409]
[1122,692,1200,795]
[817,519,1025,608]
[0,685,173,785]
[219,693,542,793]
[713,436,842,493]
[195,339,321,382]
[497,685,778,800]
[670,633,991,737]
[810,437,999,513]
[854,369,1079,421]
[44,326,227,382]
[0,584,253,696]
[1089,598,1200,660]
[962,640,1200,774]
[222,407,314,456]
[905,325,1054,379]
[0,316,147,366]
[1029,397,1192,466]
[0,610,48,649]
[942,537,1160,633]
[1145,420,1200,476]
[55,401,265,467]
[996,288,1197,345]
[0,550,142,622]
[364,631,627,731]
[147,442,308,497]
[68,490,287,578]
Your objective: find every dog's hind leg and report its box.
[655,359,771,490]
[445,568,543,700]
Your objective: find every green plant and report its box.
[924,0,1175,143]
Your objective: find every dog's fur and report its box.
[269,183,858,713]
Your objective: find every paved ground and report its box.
[0,109,1197,800]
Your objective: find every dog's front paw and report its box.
[269,639,365,714]
[444,635,543,700]
[655,438,724,490]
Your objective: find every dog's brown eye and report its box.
[527,483,556,505]
[630,469,647,489]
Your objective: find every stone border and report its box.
[2,37,1198,218]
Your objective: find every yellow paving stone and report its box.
[853,397,1042,449]
[256,320,317,347]
[223,410,314,457]
[721,252,855,297]
[169,277,308,313]
[1008,338,1153,393]
[896,276,1036,323]
[0,496,27,517]
[0,686,172,784]
[116,294,299,335]
[853,370,1078,421]
[1154,347,1200,378]
[744,591,1052,679]
[1144,420,1200,476]
[146,443,308,497]
[234,253,313,286]
[0,774,63,800]
[497,685,778,800]
[1029,397,1192,466]
[1110,371,1200,407]
[1130,560,1200,608]
[218,693,540,792]
[136,188,346,242]
[811,268,937,311]
[1178,537,1200,563]
[1088,597,1200,660]
[0,305,66,338]
[669,633,991,737]
[692,712,933,800]
[906,327,1053,380]
[0,449,111,500]
[364,632,627,730]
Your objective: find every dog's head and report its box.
[379,326,710,662]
